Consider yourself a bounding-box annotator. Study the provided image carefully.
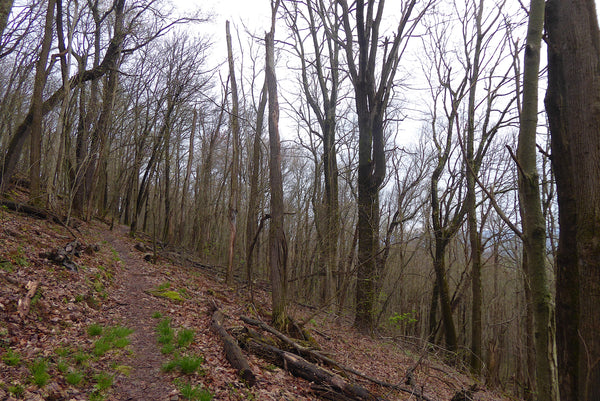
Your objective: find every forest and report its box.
[0,0,598,400]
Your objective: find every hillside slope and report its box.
[0,208,513,401]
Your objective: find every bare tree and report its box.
[337,0,429,332]
[226,20,241,285]
[266,0,288,330]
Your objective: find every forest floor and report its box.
[0,203,516,401]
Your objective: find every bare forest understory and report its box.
[0,197,513,401]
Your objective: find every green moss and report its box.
[158,290,184,302]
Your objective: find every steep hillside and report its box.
[0,207,513,401]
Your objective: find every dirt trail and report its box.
[104,228,176,401]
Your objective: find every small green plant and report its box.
[65,370,84,385]
[73,350,90,365]
[162,355,204,375]
[177,329,195,348]
[93,325,133,356]
[2,348,21,366]
[157,318,175,345]
[13,247,29,267]
[388,310,418,328]
[179,382,214,401]
[29,358,50,387]
[8,384,24,397]
[107,326,134,340]
[57,359,69,374]
[110,248,121,263]
[89,391,105,401]
[152,311,163,319]
[0,259,14,272]
[161,343,176,355]
[93,372,113,391]
[161,359,179,373]
[88,323,103,337]
[178,355,204,375]
[93,337,112,356]
[157,282,171,291]
[74,294,84,303]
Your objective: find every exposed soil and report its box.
[104,227,176,400]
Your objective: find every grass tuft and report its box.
[177,328,195,348]
[93,372,113,391]
[2,348,21,366]
[88,323,103,337]
[179,382,214,401]
[66,370,84,385]
[29,358,50,387]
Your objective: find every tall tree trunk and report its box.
[466,0,484,374]
[226,20,240,285]
[545,1,600,400]
[179,109,196,242]
[246,81,267,289]
[29,0,56,206]
[266,1,288,330]
[163,133,171,242]
[517,1,559,400]
[337,0,422,332]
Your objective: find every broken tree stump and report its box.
[17,280,40,319]
[210,309,256,386]
[40,240,87,271]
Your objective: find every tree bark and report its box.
[29,0,56,206]
[516,1,559,399]
[211,309,256,386]
[466,0,484,374]
[266,1,288,330]
[246,81,267,291]
[226,20,240,286]
[545,1,600,400]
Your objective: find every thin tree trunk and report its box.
[29,0,56,206]
[265,2,288,329]
[246,81,267,288]
[466,0,484,375]
[179,109,196,242]
[226,20,240,285]
[517,1,559,399]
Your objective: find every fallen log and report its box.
[240,315,328,364]
[237,333,384,401]
[17,280,40,319]
[210,309,256,386]
[240,316,433,401]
